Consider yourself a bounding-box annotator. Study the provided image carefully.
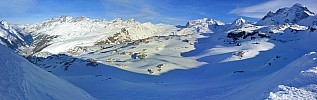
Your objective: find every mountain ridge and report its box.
[1,3,317,100]
[257,3,315,25]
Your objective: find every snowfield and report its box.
[1,3,317,100]
[197,38,275,62]
[20,16,180,55]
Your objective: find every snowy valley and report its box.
[1,3,317,100]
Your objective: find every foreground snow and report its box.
[223,52,317,99]
[0,44,95,100]
[268,56,317,99]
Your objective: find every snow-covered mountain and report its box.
[2,3,317,100]
[183,18,225,33]
[19,16,182,55]
[228,18,251,29]
[257,3,315,25]
[0,44,95,100]
[0,20,31,49]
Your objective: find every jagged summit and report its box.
[41,16,104,26]
[228,18,249,29]
[44,15,73,23]
[257,3,315,25]
[185,18,224,27]
[232,18,247,25]
[182,18,225,33]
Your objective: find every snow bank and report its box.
[223,52,317,99]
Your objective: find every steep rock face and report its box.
[257,3,315,25]
[0,20,30,49]
[0,44,95,100]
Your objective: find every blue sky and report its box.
[1,0,317,25]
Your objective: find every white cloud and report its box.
[229,0,317,18]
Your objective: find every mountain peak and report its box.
[257,3,315,25]
[232,18,247,25]
[185,18,224,28]
[0,20,9,29]
[56,15,73,21]
[43,15,73,24]
[290,3,314,15]
[228,18,249,29]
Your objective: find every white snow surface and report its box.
[27,19,317,99]
[6,3,317,100]
[21,16,180,54]
[0,44,95,100]
[198,38,275,62]
[268,85,317,100]
[224,52,317,99]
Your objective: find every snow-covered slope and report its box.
[0,44,95,100]
[6,3,317,100]
[257,3,315,25]
[20,16,180,55]
[224,52,317,99]
[0,20,30,49]
[28,22,317,99]
[29,34,206,75]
